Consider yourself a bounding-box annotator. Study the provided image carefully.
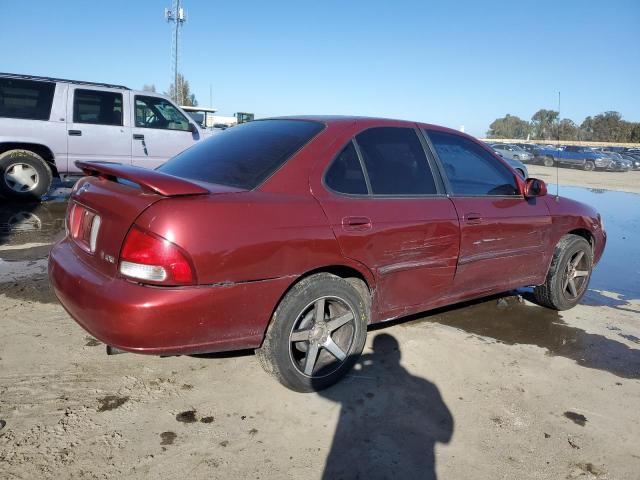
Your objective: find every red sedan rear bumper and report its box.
[49,238,290,355]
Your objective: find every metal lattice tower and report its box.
[165,0,187,105]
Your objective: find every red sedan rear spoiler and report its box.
[75,161,210,197]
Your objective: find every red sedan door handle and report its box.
[464,212,483,224]
[342,216,372,231]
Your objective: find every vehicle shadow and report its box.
[317,333,453,480]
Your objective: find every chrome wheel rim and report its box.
[289,296,357,378]
[4,163,39,193]
[563,250,590,300]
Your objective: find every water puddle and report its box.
[548,185,640,304]
[409,295,640,379]
[0,201,67,247]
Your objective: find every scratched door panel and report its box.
[451,196,551,293]
[317,196,461,314]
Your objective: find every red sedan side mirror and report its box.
[524,178,548,198]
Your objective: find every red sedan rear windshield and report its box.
[157,119,324,189]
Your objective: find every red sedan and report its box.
[49,117,606,391]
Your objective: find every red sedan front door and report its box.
[425,129,552,295]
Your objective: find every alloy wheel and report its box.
[562,250,590,299]
[288,296,356,378]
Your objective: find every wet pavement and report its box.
[403,294,640,379]
[1,183,639,375]
[0,180,70,303]
[413,186,640,379]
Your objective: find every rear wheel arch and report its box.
[260,263,376,343]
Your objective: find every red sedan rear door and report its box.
[312,125,460,320]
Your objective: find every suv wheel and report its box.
[256,273,369,392]
[543,156,555,167]
[533,234,592,311]
[0,150,52,201]
[583,160,595,171]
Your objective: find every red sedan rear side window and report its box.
[158,119,324,189]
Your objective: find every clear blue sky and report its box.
[2,0,638,136]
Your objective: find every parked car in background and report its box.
[505,158,528,178]
[514,143,540,155]
[534,145,629,171]
[621,153,640,170]
[599,148,633,171]
[49,116,605,392]
[490,144,533,163]
[0,73,205,200]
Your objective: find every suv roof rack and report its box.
[0,72,130,90]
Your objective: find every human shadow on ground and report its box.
[318,333,453,480]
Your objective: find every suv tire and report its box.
[0,149,52,201]
[256,273,369,392]
[543,156,555,167]
[533,234,593,311]
[583,160,595,171]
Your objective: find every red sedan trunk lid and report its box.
[67,162,242,280]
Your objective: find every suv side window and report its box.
[0,78,55,120]
[355,127,437,195]
[73,89,123,126]
[134,95,190,131]
[325,141,368,195]
[427,130,519,196]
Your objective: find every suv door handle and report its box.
[68,130,82,136]
[464,212,483,224]
[133,134,145,140]
[342,216,372,231]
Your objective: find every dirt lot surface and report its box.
[1,179,639,479]
[527,165,640,194]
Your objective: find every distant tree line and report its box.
[487,110,640,143]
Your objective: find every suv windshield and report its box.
[157,119,324,189]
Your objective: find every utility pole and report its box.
[165,0,187,105]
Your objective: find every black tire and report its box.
[543,156,555,167]
[256,273,369,392]
[583,160,595,171]
[0,150,52,201]
[533,234,593,311]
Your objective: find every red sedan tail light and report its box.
[119,226,195,286]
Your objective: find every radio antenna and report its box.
[556,91,561,201]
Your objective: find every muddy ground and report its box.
[0,179,639,479]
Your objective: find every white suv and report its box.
[0,73,205,200]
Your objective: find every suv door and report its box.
[425,129,551,294]
[313,125,460,318]
[131,95,200,169]
[66,87,131,173]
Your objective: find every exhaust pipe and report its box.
[106,345,126,355]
